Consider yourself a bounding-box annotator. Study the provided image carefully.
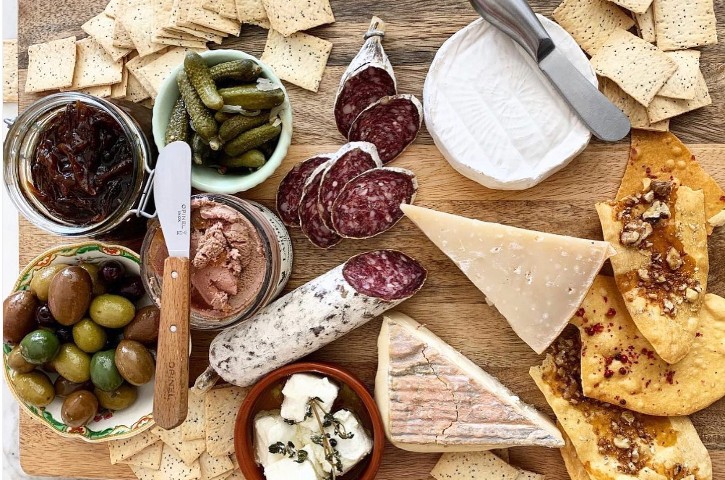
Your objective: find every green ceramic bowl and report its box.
[152,49,293,194]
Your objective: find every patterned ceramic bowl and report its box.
[3,242,155,442]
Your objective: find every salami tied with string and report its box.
[347,94,423,164]
[276,154,332,227]
[318,142,382,229]
[299,161,341,249]
[334,16,397,137]
[331,167,418,239]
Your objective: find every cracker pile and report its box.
[553,0,717,131]
[23,0,335,99]
[107,385,249,480]
[431,451,545,480]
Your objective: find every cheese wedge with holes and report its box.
[401,204,616,354]
[375,312,564,452]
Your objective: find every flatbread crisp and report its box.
[558,428,593,480]
[3,40,18,102]
[552,0,634,56]
[654,0,717,51]
[261,0,334,37]
[69,38,124,89]
[600,77,669,131]
[205,385,249,457]
[25,36,77,92]
[590,29,677,106]
[260,29,332,92]
[82,12,133,61]
[658,50,701,100]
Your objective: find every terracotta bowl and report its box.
[235,362,385,480]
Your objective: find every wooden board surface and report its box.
[13,0,725,478]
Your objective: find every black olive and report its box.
[110,275,145,302]
[56,326,74,344]
[35,304,58,329]
[104,328,125,349]
[99,261,126,286]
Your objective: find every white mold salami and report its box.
[276,154,333,227]
[205,250,427,387]
[317,142,382,229]
[299,160,342,249]
[347,94,423,164]
[334,16,397,137]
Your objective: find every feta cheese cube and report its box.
[280,374,339,423]
[253,411,299,467]
[324,409,373,475]
[263,457,318,480]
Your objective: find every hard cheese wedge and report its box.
[401,204,615,354]
[375,312,564,452]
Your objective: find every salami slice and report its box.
[299,161,341,249]
[276,155,332,227]
[334,16,397,138]
[331,167,418,239]
[204,250,427,387]
[318,142,382,229]
[347,94,423,164]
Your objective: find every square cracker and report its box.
[182,0,241,36]
[205,385,249,457]
[113,21,136,49]
[118,0,173,57]
[608,0,652,14]
[654,0,717,51]
[131,445,202,480]
[151,425,206,465]
[119,440,164,470]
[600,77,669,131]
[126,48,171,96]
[82,13,133,61]
[62,83,113,97]
[658,50,701,100]
[69,38,124,89]
[590,29,676,107]
[646,67,711,122]
[261,0,334,37]
[635,6,656,43]
[111,61,130,98]
[552,0,634,56]
[182,389,206,440]
[431,452,521,480]
[153,36,208,49]
[260,29,332,92]
[138,47,204,96]
[126,70,151,102]
[3,40,18,102]
[108,429,158,464]
[235,0,269,28]
[199,452,234,479]
[25,36,76,92]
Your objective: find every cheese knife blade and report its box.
[154,141,191,258]
[469,0,631,142]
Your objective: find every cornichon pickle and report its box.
[220,149,266,168]
[177,71,221,150]
[165,97,190,145]
[214,111,236,123]
[224,123,282,157]
[219,112,270,142]
[209,59,262,82]
[184,51,224,111]
[191,133,212,166]
[218,85,285,110]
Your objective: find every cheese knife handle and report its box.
[469,0,553,61]
[153,256,190,430]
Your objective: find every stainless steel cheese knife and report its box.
[469,0,631,142]
[153,141,192,429]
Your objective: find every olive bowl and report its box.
[152,49,293,194]
[3,242,158,442]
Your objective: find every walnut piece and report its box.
[620,221,653,246]
[642,200,671,221]
[685,288,700,303]
[637,269,650,282]
[663,298,676,315]
[613,436,631,449]
[666,248,683,270]
[651,180,673,199]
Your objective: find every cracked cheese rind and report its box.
[375,312,564,452]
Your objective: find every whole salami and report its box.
[318,142,382,229]
[334,16,397,138]
[276,154,332,227]
[348,94,423,164]
[299,161,341,249]
[331,167,418,239]
[203,250,427,388]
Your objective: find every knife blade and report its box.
[469,0,631,142]
[152,141,192,430]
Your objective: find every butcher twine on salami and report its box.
[331,167,418,239]
[203,250,427,388]
[276,154,332,227]
[334,16,397,138]
[299,161,341,249]
[348,94,423,164]
[318,142,382,229]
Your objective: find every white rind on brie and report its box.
[375,312,564,452]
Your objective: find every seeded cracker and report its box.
[634,6,656,43]
[261,0,334,37]
[205,385,249,457]
[151,425,206,465]
[184,0,241,36]
[126,48,171,97]
[552,0,634,56]
[69,38,124,89]
[431,451,521,480]
[105,0,123,18]
[108,429,158,464]
[126,70,151,102]
[3,40,18,102]
[111,64,129,98]
[25,36,76,93]
[198,452,234,479]
[646,67,711,123]
[153,35,208,49]
[599,78,669,131]
[590,29,676,107]
[118,0,173,57]
[658,50,701,100]
[235,0,269,27]
[142,445,201,480]
[82,13,133,61]
[62,84,113,97]
[653,0,717,51]
[607,0,652,14]
[138,47,205,96]
[181,389,206,441]
[113,21,136,49]
[119,440,163,470]
[261,30,332,92]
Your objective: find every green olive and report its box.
[13,371,55,407]
[72,318,107,353]
[61,390,98,427]
[3,291,39,344]
[29,264,66,302]
[94,384,138,411]
[89,294,136,329]
[79,263,105,296]
[48,267,93,326]
[7,345,35,373]
[90,349,123,392]
[114,340,155,386]
[54,377,92,397]
[20,329,60,364]
[51,343,91,383]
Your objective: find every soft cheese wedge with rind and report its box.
[375,312,564,452]
[401,204,616,354]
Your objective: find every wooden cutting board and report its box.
[14,0,725,478]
